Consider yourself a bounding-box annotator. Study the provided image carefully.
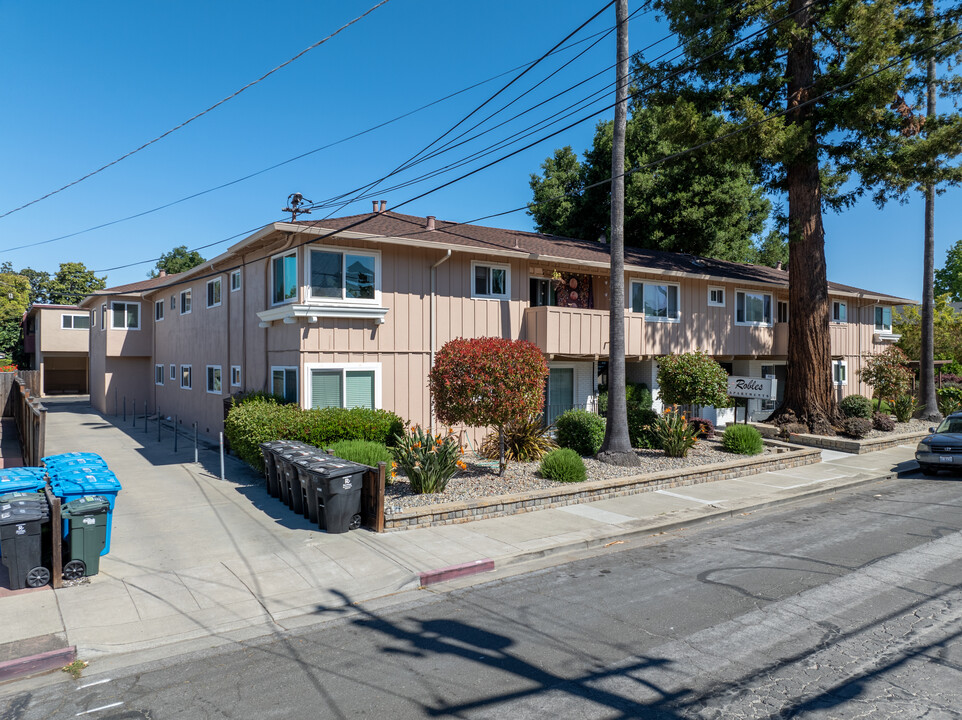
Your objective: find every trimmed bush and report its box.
[722,424,764,455]
[843,417,873,438]
[689,417,715,438]
[329,440,394,483]
[839,394,873,419]
[872,412,896,432]
[539,448,587,483]
[628,406,661,449]
[480,415,558,462]
[556,410,606,456]
[892,394,917,423]
[224,397,300,471]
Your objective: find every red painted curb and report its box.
[419,559,495,586]
[0,646,76,683]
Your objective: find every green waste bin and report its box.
[61,496,109,579]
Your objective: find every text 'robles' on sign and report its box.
[727,376,777,400]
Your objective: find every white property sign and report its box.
[728,376,777,400]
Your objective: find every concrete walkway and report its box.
[0,399,922,685]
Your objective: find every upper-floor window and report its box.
[111,302,140,330]
[170,295,176,310]
[61,314,90,330]
[230,365,242,387]
[230,270,241,292]
[155,300,164,322]
[206,365,222,394]
[472,262,509,300]
[875,306,892,332]
[271,366,298,404]
[206,278,222,308]
[530,278,556,307]
[181,365,192,390]
[272,251,298,305]
[707,287,725,307]
[631,281,680,322]
[777,300,789,324]
[101,304,107,330]
[155,364,165,386]
[832,301,847,323]
[735,290,772,326]
[180,289,192,314]
[308,248,378,302]
[170,364,176,381]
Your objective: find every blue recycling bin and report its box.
[49,469,121,555]
[0,469,47,496]
[41,452,105,468]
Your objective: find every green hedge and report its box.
[225,398,404,471]
[556,410,606,456]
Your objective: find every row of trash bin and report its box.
[259,441,367,534]
[0,452,121,590]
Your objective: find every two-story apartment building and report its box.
[21,304,91,395]
[80,209,910,439]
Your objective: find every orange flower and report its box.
[447,428,454,434]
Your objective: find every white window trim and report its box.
[875,306,893,333]
[734,289,773,327]
[155,300,164,322]
[230,365,242,387]
[180,364,192,390]
[833,359,848,386]
[707,286,726,307]
[170,364,176,381]
[206,365,222,394]
[61,314,89,330]
[206,278,223,308]
[470,261,511,300]
[270,366,299,404]
[630,280,681,323]
[155,364,165,386]
[303,362,382,410]
[110,301,141,330]
[180,290,192,315]
[230,270,241,292]
[306,245,381,305]
[832,300,848,324]
[270,250,299,307]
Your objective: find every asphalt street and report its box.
[4,470,962,719]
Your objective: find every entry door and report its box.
[547,368,574,425]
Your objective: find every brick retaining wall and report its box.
[384,442,820,531]
[752,424,928,455]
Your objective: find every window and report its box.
[231,270,241,292]
[230,365,241,387]
[875,306,892,332]
[206,366,222,394]
[272,251,298,305]
[180,365,192,389]
[155,365,164,386]
[180,290,192,314]
[271,367,298,403]
[306,363,381,410]
[735,290,772,326]
[170,364,176,381]
[832,301,847,323]
[170,295,176,310]
[101,304,107,330]
[833,359,848,386]
[206,278,222,308]
[708,287,725,307]
[61,314,90,330]
[472,262,509,300]
[308,248,378,301]
[111,302,140,330]
[777,300,789,324]
[155,300,164,322]
[530,278,556,307]
[630,281,680,322]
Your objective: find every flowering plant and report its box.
[392,425,465,494]
[651,406,699,458]
[0,365,17,373]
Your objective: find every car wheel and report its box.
[919,464,940,476]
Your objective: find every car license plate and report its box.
[940,456,954,463]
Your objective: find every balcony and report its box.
[523,306,646,357]
[773,322,788,356]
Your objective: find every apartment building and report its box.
[79,210,910,438]
[20,304,91,395]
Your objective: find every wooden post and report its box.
[361,462,386,532]
[45,487,62,590]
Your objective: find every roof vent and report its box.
[426,216,436,231]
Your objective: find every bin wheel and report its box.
[63,560,86,581]
[349,513,362,530]
[26,566,51,588]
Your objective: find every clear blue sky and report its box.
[0,0,955,302]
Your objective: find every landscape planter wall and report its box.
[383,441,820,531]
[752,423,929,455]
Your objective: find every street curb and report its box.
[420,559,495,586]
[0,646,76,683]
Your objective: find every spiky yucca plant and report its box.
[480,415,558,463]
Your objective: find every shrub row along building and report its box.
[57,208,907,440]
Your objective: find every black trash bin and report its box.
[0,507,49,589]
[299,459,367,533]
[259,441,310,499]
[61,495,109,579]
[274,447,318,514]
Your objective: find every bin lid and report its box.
[293,457,367,478]
[50,470,122,494]
[0,467,46,479]
[0,491,44,503]
[0,507,43,525]
[44,458,108,473]
[0,476,46,493]
[63,495,110,515]
[42,452,104,466]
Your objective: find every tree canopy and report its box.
[150,246,206,278]
[529,102,778,264]
[47,262,107,306]
[935,239,962,301]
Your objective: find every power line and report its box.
[0,0,394,221]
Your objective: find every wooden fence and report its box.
[361,462,387,533]
[11,376,46,466]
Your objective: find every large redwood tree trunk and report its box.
[776,0,841,434]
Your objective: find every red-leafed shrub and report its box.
[430,338,548,472]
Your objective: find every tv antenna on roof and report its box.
[283,193,312,221]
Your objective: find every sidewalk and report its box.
[0,399,921,685]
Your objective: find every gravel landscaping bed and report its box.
[862,418,931,439]
[385,440,768,512]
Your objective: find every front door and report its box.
[547,368,574,425]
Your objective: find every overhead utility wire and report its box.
[89,21,952,283]
[0,0,394,221]
[0,7,650,256]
